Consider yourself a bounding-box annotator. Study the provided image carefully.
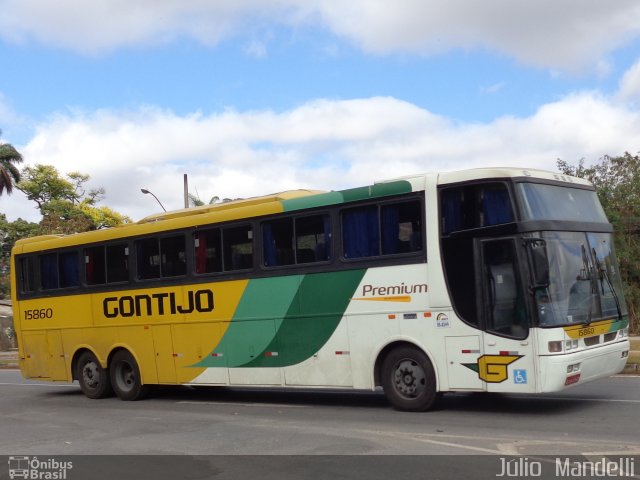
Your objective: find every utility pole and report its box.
[183,173,189,209]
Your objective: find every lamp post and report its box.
[141,188,167,212]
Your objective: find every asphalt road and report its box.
[2,370,639,479]
[0,370,638,458]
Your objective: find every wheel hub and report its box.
[82,362,100,388]
[394,359,426,398]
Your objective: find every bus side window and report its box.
[381,201,422,255]
[40,253,59,290]
[223,225,253,271]
[296,214,331,263]
[160,235,186,277]
[59,251,80,288]
[106,244,129,283]
[136,238,160,279]
[194,229,222,274]
[342,205,379,258]
[85,246,106,285]
[263,218,294,267]
[20,257,38,293]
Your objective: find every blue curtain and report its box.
[483,188,513,226]
[381,206,400,255]
[262,223,277,266]
[343,207,379,258]
[40,254,58,290]
[60,252,79,287]
[442,190,463,234]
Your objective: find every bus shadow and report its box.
[154,385,391,409]
[441,391,600,415]
[42,384,603,415]
[151,386,599,415]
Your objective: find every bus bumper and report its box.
[538,340,630,392]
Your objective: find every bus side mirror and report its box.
[524,238,549,290]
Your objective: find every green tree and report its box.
[0,132,23,196]
[17,164,130,235]
[557,153,640,332]
[188,192,220,207]
[0,213,40,298]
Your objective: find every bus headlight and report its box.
[548,341,563,352]
[618,327,629,339]
[564,339,579,351]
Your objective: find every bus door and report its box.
[477,237,537,392]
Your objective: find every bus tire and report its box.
[381,345,438,412]
[109,350,149,401]
[76,351,113,399]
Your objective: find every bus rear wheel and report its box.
[76,351,113,399]
[381,346,439,412]
[110,350,149,401]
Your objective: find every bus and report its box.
[10,168,631,411]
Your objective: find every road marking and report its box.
[178,400,307,408]
[534,396,640,404]
[448,392,640,404]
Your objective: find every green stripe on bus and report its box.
[194,275,303,368]
[194,269,366,369]
[282,180,413,212]
[240,269,366,368]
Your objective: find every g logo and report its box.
[463,355,522,383]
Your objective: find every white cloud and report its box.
[6,93,639,223]
[1,0,640,70]
[617,59,640,106]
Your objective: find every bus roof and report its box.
[436,167,593,187]
[13,167,591,254]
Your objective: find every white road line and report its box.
[532,396,640,404]
[177,400,307,408]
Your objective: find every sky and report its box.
[2,0,640,223]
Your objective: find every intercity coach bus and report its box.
[10,168,630,411]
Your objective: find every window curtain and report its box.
[442,190,463,234]
[40,254,58,290]
[381,206,400,255]
[60,252,79,287]
[343,207,379,258]
[483,188,513,226]
[263,223,278,266]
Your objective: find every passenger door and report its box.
[477,237,537,392]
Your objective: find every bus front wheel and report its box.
[76,351,113,399]
[109,350,149,401]
[381,346,439,412]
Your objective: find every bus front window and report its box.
[534,231,626,326]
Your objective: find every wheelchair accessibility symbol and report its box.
[514,369,527,384]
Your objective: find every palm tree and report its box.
[188,192,219,207]
[0,132,23,196]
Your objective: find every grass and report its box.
[630,337,640,352]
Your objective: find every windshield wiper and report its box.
[580,244,597,326]
[592,247,623,321]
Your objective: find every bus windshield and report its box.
[535,231,627,326]
[518,183,608,222]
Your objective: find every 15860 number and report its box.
[24,308,53,320]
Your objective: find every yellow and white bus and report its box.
[10,168,630,411]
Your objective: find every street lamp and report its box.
[141,188,167,212]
